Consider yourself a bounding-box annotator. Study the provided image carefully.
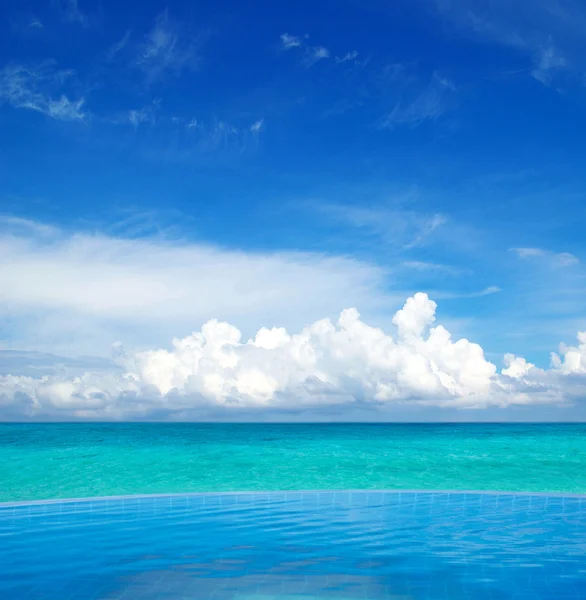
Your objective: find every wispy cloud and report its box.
[304,46,330,67]
[402,261,469,276]
[405,213,447,249]
[106,30,132,61]
[0,215,58,237]
[278,32,331,68]
[0,218,390,358]
[54,0,89,27]
[207,120,240,147]
[381,73,455,129]
[512,247,580,267]
[105,102,159,128]
[139,116,268,158]
[250,118,264,133]
[335,50,359,64]
[434,286,503,299]
[315,202,447,249]
[0,63,88,122]
[128,108,154,127]
[136,10,203,82]
[431,0,586,86]
[531,42,567,84]
[280,33,304,49]
[0,350,118,378]
[100,111,266,163]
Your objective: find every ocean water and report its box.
[1,423,586,502]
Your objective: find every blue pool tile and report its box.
[1,491,586,599]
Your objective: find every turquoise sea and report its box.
[1,423,585,502]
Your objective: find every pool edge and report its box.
[2,488,586,508]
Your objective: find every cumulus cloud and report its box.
[551,332,586,374]
[1,292,584,420]
[0,63,87,122]
[1,219,584,420]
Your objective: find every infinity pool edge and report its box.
[2,488,586,508]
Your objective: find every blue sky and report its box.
[1,0,586,420]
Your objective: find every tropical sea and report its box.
[1,423,585,503]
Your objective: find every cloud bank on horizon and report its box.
[2,291,585,420]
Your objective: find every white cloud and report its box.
[551,332,586,374]
[2,219,584,420]
[185,118,264,151]
[128,109,148,126]
[55,0,88,27]
[402,261,468,276]
[0,219,392,357]
[474,285,502,297]
[250,119,264,133]
[315,202,446,249]
[513,247,547,258]
[280,33,303,49]
[0,215,58,237]
[551,253,579,267]
[1,291,584,419]
[208,120,239,145]
[128,115,266,158]
[278,33,331,67]
[303,46,331,68]
[0,350,118,377]
[430,0,586,85]
[532,43,567,84]
[381,74,455,129]
[336,51,359,64]
[107,30,132,60]
[0,63,87,122]
[128,107,154,127]
[433,286,502,300]
[136,10,201,82]
[512,247,580,267]
[502,353,535,379]
[105,101,160,128]
[46,96,86,121]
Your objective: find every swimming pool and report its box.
[1,491,585,599]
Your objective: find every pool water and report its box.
[1,491,585,599]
